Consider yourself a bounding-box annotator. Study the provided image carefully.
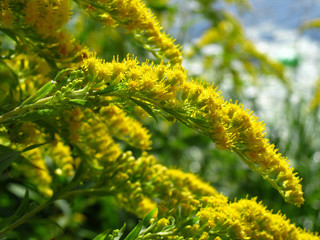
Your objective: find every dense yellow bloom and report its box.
[166,196,318,240]
[18,149,53,197]
[181,81,303,206]
[166,169,218,197]
[232,198,319,239]
[47,136,75,177]
[69,108,122,170]
[80,0,182,65]
[99,104,152,150]
[1,0,71,37]
[6,53,51,99]
[1,0,84,63]
[110,151,220,219]
[82,54,186,100]
[81,55,304,206]
[24,0,71,38]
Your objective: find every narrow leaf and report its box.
[0,28,18,42]
[21,81,56,106]
[93,230,110,240]
[69,99,87,106]
[0,216,19,231]
[94,85,119,95]
[51,68,73,92]
[114,223,126,240]
[130,98,158,123]
[124,222,143,240]
[52,68,73,83]
[20,109,59,122]
[142,208,157,227]
[0,150,20,174]
[12,190,29,217]
[0,145,15,154]
[22,142,48,152]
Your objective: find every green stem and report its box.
[0,88,90,124]
[0,199,53,237]
[0,98,53,124]
[57,188,114,200]
[0,188,113,237]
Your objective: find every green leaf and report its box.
[94,85,120,95]
[0,145,15,154]
[142,208,157,227]
[93,230,110,240]
[93,224,125,240]
[0,189,30,232]
[21,142,48,152]
[19,109,60,122]
[130,98,158,123]
[12,190,29,217]
[124,208,156,240]
[21,81,57,106]
[0,145,20,174]
[50,68,73,92]
[124,222,142,240]
[69,99,87,106]
[70,147,86,184]
[0,28,18,42]
[0,216,19,232]
[0,231,20,239]
[175,217,195,234]
[52,68,73,83]
[113,224,126,240]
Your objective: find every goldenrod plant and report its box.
[0,0,318,239]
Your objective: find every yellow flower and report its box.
[100,104,152,150]
[19,148,53,197]
[48,135,75,177]
[81,0,182,65]
[81,55,304,206]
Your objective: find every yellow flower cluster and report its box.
[5,53,51,102]
[79,0,182,65]
[224,102,304,206]
[82,55,303,206]
[183,80,303,206]
[47,135,75,177]
[18,148,53,197]
[82,54,186,102]
[166,169,218,197]
[112,151,216,219]
[0,0,85,61]
[99,104,152,150]
[5,122,53,197]
[24,0,71,38]
[106,150,315,239]
[150,195,318,239]
[189,196,319,239]
[67,108,122,171]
